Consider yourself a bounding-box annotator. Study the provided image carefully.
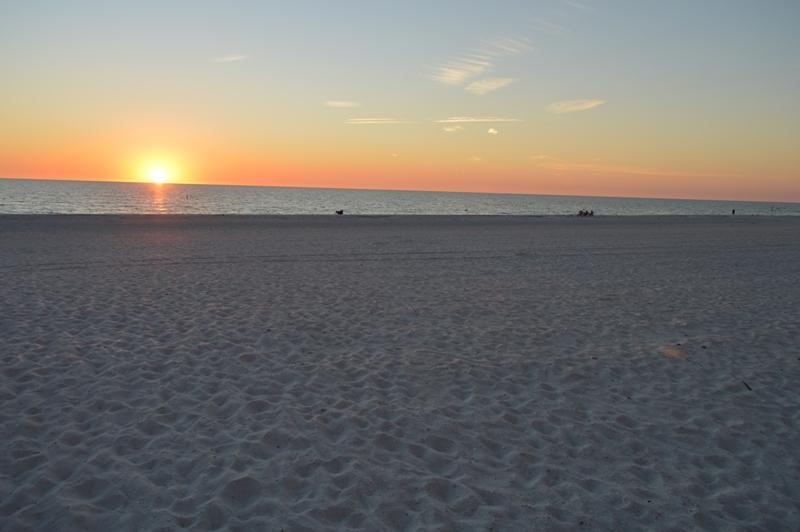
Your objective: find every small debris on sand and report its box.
[658,344,686,359]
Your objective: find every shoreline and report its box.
[3,214,799,224]
[4,176,799,205]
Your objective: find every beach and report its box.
[1,215,799,530]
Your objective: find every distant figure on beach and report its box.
[578,210,594,217]
[732,209,735,215]
[335,209,344,215]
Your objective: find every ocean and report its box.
[1,178,798,216]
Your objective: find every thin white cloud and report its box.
[487,128,499,135]
[469,156,483,162]
[562,0,595,12]
[442,125,464,133]
[436,116,521,124]
[345,118,413,125]
[480,36,533,56]
[531,18,565,34]
[325,100,360,108]
[214,54,247,63]
[432,35,531,87]
[465,77,515,96]
[433,54,493,85]
[547,99,607,114]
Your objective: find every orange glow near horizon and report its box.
[0,84,797,203]
[2,162,799,203]
[1,120,797,202]
[1,121,798,203]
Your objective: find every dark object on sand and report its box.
[742,381,752,391]
[578,210,594,217]
[335,210,344,215]
[732,209,735,215]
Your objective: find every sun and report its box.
[147,166,170,184]
[134,155,183,184]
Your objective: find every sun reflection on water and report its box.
[150,183,168,213]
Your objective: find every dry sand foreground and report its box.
[1,215,799,531]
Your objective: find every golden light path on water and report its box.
[150,183,167,213]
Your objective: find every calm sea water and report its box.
[1,178,798,216]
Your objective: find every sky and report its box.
[1,0,798,201]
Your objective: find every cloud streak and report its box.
[531,155,726,178]
[434,55,493,85]
[465,77,515,95]
[561,0,595,12]
[530,18,565,35]
[481,36,533,56]
[547,99,607,113]
[432,35,531,91]
[214,54,246,63]
[325,100,359,108]
[345,118,413,125]
[436,116,521,123]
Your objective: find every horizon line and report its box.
[1,176,797,206]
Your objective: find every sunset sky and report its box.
[1,1,798,201]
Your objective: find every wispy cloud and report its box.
[436,116,521,124]
[465,77,515,95]
[214,54,247,63]
[547,99,607,114]
[561,0,595,12]
[469,156,484,162]
[345,118,413,125]
[531,155,725,178]
[325,100,359,108]
[481,36,533,56]
[530,18,565,35]
[433,54,493,85]
[487,128,499,135]
[442,125,464,133]
[432,35,531,89]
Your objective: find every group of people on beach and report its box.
[578,209,594,217]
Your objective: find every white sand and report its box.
[1,215,799,531]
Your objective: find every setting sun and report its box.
[134,156,183,185]
[147,167,170,184]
